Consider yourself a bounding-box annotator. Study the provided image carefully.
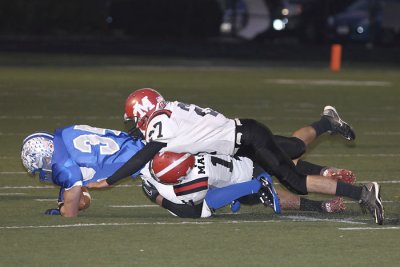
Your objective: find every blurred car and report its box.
[219,0,284,40]
[272,0,355,43]
[326,0,400,44]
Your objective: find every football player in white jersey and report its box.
[140,152,346,218]
[88,88,384,225]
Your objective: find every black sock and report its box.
[335,181,363,200]
[300,198,323,212]
[296,160,325,175]
[310,116,331,136]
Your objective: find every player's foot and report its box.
[321,197,346,213]
[359,182,384,225]
[321,167,356,184]
[321,105,356,141]
[257,173,281,214]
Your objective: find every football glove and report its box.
[141,180,159,202]
[44,208,61,215]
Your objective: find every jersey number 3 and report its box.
[73,126,120,155]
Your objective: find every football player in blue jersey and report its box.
[21,124,348,218]
[21,124,283,217]
[21,125,144,217]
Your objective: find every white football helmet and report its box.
[21,132,54,182]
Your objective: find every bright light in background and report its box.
[282,8,289,16]
[356,26,364,34]
[273,19,286,31]
[220,22,232,33]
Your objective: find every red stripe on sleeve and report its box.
[174,181,208,194]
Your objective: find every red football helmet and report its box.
[124,88,166,133]
[151,152,195,184]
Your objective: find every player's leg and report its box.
[306,175,384,224]
[310,105,356,141]
[272,135,357,184]
[291,126,317,147]
[296,160,356,184]
[276,188,345,213]
[279,106,355,153]
[236,119,382,223]
[236,118,309,195]
[205,179,261,210]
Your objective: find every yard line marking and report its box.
[0,185,56,189]
[0,192,26,196]
[109,205,159,208]
[34,199,58,202]
[0,132,25,136]
[343,200,397,204]
[0,221,282,230]
[0,115,120,120]
[265,79,391,87]
[0,172,27,175]
[339,226,400,231]
[308,154,400,158]
[365,131,400,136]
[355,181,400,184]
[0,216,369,230]
[280,215,365,225]
[0,184,137,189]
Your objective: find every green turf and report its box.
[0,53,399,266]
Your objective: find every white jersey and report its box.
[140,154,254,217]
[145,101,236,155]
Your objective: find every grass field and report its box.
[0,52,399,266]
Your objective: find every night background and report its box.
[0,0,399,64]
[1,1,400,266]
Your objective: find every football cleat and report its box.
[321,105,356,141]
[321,197,346,213]
[321,167,356,184]
[359,182,384,225]
[257,173,281,214]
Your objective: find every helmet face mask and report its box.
[21,133,55,183]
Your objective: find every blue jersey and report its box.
[51,125,144,189]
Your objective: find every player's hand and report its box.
[44,208,61,215]
[86,180,109,189]
[142,180,159,202]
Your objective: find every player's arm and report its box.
[160,197,203,218]
[59,186,82,217]
[141,180,203,218]
[45,186,91,217]
[87,141,166,188]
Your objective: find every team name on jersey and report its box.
[195,155,206,174]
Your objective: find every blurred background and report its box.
[0,0,399,64]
